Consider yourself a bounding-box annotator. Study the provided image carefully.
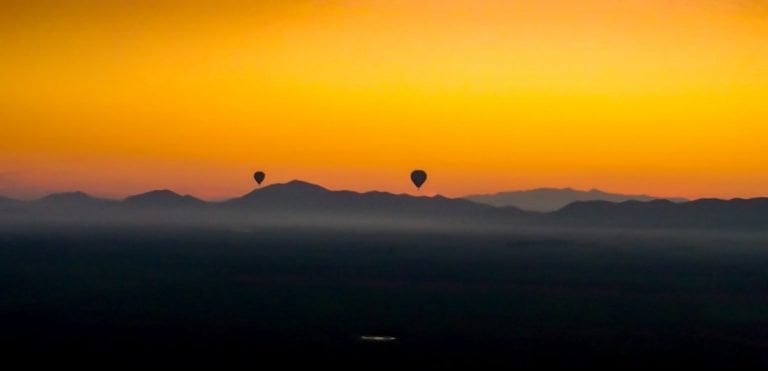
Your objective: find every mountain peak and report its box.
[36,191,112,209]
[124,189,203,206]
[41,191,98,202]
[0,195,20,207]
[127,189,180,199]
[278,179,328,190]
[240,179,328,199]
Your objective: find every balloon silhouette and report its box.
[253,171,266,185]
[410,170,427,189]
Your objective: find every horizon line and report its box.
[0,178,755,203]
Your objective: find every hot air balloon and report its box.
[253,171,266,185]
[410,170,427,189]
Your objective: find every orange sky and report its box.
[1,0,767,200]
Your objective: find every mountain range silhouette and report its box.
[0,180,766,230]
[223,180,522,219]
[552,198,768,229]
[465,187,687,212]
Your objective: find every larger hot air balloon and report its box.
[253,171,266,185]
[410,170,427,189]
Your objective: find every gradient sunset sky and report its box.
[1,1,767,200]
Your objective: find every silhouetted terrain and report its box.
[0,180,531,228]
[221,180,527,225]
[38,191,116,208]
[123,189,206,208]
[0,196,20,211]
[465,187,687,212]
[0,180,766,230]
[552,198,768,229]
[2,182,768,367]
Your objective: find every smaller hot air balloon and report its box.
[410,170,427,189]
[253,171,266,186]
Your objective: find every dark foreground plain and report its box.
[1,225,768,369]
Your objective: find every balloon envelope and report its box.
[253,171,266,185]
[410,170,427,189]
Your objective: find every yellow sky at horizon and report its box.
[1,1,767,199]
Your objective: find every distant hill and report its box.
[1,181,766,230]
[549,198,768,229]
[36,192,116,210]
[0,180,530,227]
[39,191,106,205]
[0,196,16,205]
[464,188,687,212]
[0,196,22,212]
[124,190,205,208]
[223,180,528,225]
